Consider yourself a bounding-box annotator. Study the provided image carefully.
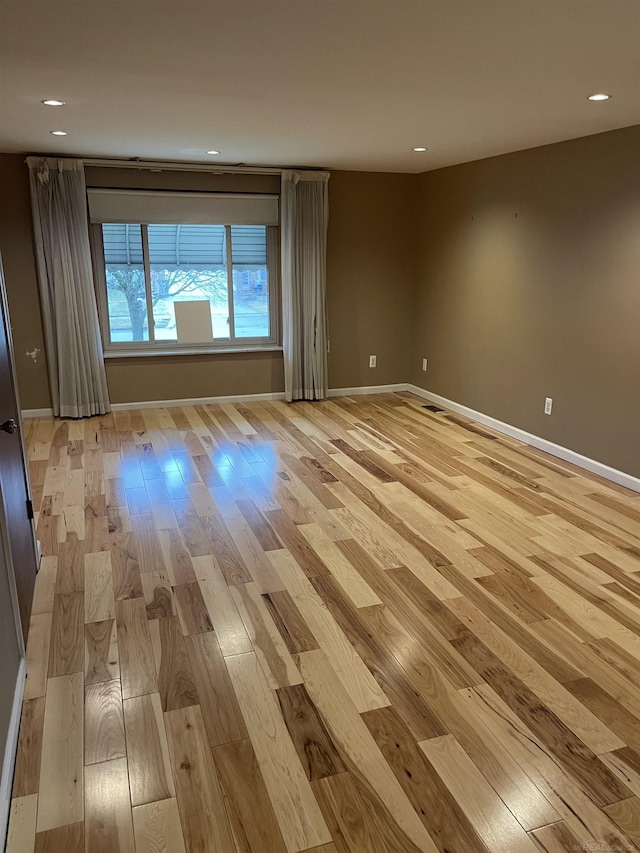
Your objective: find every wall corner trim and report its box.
[407,384,640,493]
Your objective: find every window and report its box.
[90,187,280,353]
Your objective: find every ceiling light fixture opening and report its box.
[588,93,611,101]
[413,147,428,152]
[206,150,220,155]
[42,99,65,106]
[50,130,68,136]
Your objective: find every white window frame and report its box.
[91,222,280,357]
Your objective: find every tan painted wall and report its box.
[0,154,52,410]
[411,126,640,477]
[105,350,284,404]
[0,161,414,406]
[326,171,416,388]
[1,132,638,478]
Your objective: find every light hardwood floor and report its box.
[7,392,640,852]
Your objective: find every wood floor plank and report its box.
[84,757,135,853]
[111,536,144,602]
[123,693,176,806]
[310,581,446,741]
[362,705,492,852]
[85,619,120,685]
[297,648,440,853]
[84,551,115,623]
[31,556,58,616]
[276,684,345,782]
[84,679,126,765]
[529,821,588,853]
[226,651,333,853]
[262,589,320,654]
[6,795,37,853]
[603,797,640,849]
[236,497,283,551]
[600,746,640,798]
[419,734,538,853]
[148,616,199,711]
[203,513,253,584]
[131,513,168,574]
[229,517,287,593]
[132,799,186,853]
[462,683,635,848]
[33,823,84,853]
[12,697,46,798]
[115,597,157,699]
[269,549,390,712]
[446,593,626,752]
[311,772,393,853]
[193,555,253,656]
[83,494,110,555]
[451,632,631,808]
[265,509,332,577]
[298,523,382,608]
[37,673,84,832]
[230,581,303,688]
[157,529,198,585]
[48,592,84,676]
[213,738,288,853]
[164,704,235,853]
[184,630,247,746]
[173,581,213,634]
[54,541,83,595]
[142,570,176,619]
[565,676,640,754]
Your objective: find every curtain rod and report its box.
[81,157,285,175]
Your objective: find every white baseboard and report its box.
[328,383,408,398]
[0,658,26,852]
[22,385,406,417]
[22,391,287,418]
[110,391,287,410]
[21,407,53,418]
[407,384,640,493]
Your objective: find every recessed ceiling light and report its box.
[413,147,428,152]
[206,150,220,155]
[42,99,65,106]
[50,130,68,136]
[588,93,611,101]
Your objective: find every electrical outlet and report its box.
[422,357,428,371]
[369,355,377,368]
[544,397,553,415]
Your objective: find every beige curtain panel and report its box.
[281,170,330,402]
[27,157,110,418]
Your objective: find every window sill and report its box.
[104,344,283,359]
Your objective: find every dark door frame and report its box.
[0,252,39,641]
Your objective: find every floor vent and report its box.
[423,404,445,413]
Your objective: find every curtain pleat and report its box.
[27,157,110,418]
[281,170,330,402]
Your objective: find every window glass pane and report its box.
[102,223,148,342]
[231,225,269,338]
[148,224,229,341]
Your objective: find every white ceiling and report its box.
[1,0,638,173]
